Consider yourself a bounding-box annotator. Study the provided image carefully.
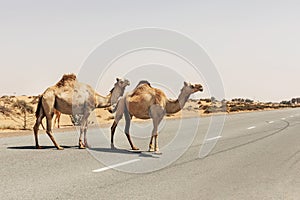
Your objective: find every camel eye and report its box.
[120,81,124,84]
[191,85,194,89]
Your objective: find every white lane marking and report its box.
[93,159,140,173]
[247,126,256,130]
[290,115,294,118]
[268,121,274,124]
[281,118,286,120]
[205,136,222,142]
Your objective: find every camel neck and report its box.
[165,92,190,114]
[178,92,190,108]
[95,86,125,108]
[95,93,112,108]
[110,86,124,105]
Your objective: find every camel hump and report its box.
[135,80,151,88]
[55,73,77,87]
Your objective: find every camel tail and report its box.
[35,96,43,117]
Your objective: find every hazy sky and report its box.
[0,0,299,102]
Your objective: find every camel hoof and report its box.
[84,143,89,148]
[132,146,140,151]
[79,145,86,149]
[154,151,162,155]
[148,146,155,152]
[111,144,117,149]
[57,146,64,150]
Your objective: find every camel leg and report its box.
[124,111,139,150]
[53,113,60,128]
[110,98,125,149]
[149,135,155,152]
[154,135,159,152]
[39,95,63,149]
[45,117,63,150]
[40,119,46,130]
[149,105,165,153]
[53,116,57,129]
[79,112,90,149]
[57,112,60,128]
[33,113,45,149]
[79,121,86,149]
[83,120,89,147]
[110,121,118,149]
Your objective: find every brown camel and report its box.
[110,81,203,153]
[33,74,130,150]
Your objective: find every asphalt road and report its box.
[1,108,300,199]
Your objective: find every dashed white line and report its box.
[205,136,222,142]
[93,159,140,173]
[290,115,294,118]
[247,126,256,130]
[268,121,274,124]
[281,118,286,120]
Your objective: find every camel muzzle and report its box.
[195,84,203,92]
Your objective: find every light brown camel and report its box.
[110,81,203,153]
[33,74,130,150]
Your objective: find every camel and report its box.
[110,81,203,153]
[33,74,130,150]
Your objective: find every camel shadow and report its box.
[7,145,78,150]
[89,147,158,158]
[89,147,134,154]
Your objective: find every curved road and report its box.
[1,108,300,199]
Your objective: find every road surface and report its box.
[1,108,300,199]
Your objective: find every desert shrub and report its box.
[211,97,217,102]
[245,99,254,103]
[30,96,40,104]
[0,106,11,116]
[204,105,227,114]
[200,98,212,103]
[280,100,291,105]
[232,98,245,102]
[201,105,209,110]
[12,100,34,130]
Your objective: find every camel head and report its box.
[182,81,203,95]
[115,78,130,89]
[108,78,130,107]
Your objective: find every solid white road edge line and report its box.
[93,159,140,173]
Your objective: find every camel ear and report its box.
[116,78,120,82]
[184,81,188,86]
